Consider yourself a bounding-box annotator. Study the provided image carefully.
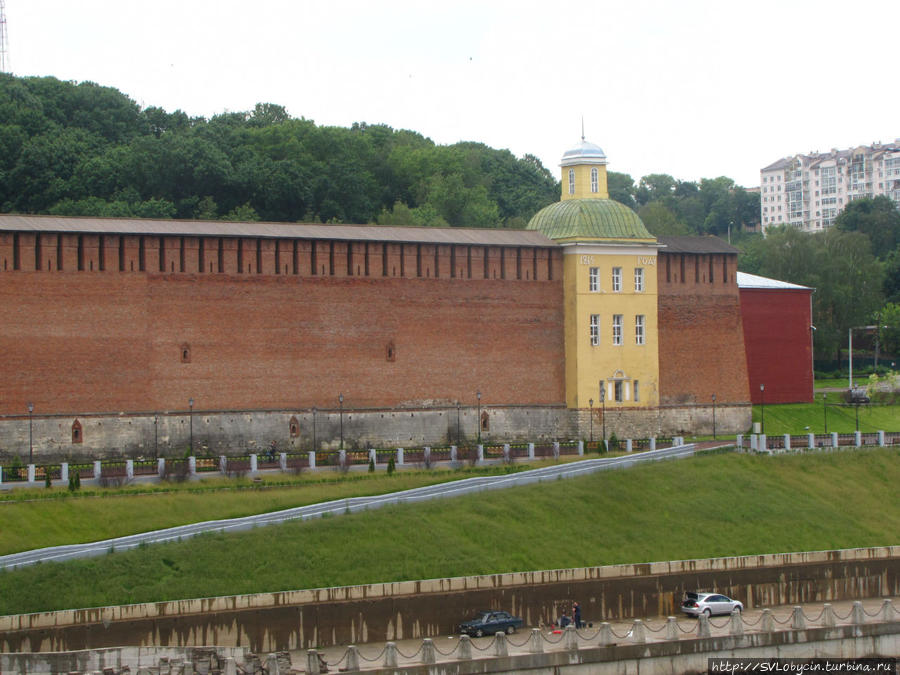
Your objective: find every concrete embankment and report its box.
[1,546,897,654]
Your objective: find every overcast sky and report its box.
[5,0,899,188]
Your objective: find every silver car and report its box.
[681,592,743,617]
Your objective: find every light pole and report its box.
[312,407,317,451]
[456,401,461,445]
[759,384,765,435]
[711,393,717,440]
[476,391,482,443]
[822,393,827,434]
[188,397,194,456]
[588,398,594,443]
[338,393,344,451]
[27,402,34,465]
[855,400,860,432]
[154,415,159,457]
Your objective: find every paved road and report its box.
[301,598,894,673]
[0,444,696,570]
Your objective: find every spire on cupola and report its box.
[560,128,609,201]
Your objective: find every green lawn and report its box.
[749,401,899,435]
[0,448,897,616]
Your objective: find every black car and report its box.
[458,610,524,637]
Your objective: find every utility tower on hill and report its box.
[0,0,8,73]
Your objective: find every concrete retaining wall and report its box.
[1,547,896,654]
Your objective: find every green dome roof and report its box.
[527,199,653,242]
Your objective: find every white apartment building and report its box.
[760,141,900,232]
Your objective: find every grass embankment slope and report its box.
[1,448,898,616]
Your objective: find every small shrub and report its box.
[608,433,619,452]
[387,456,396,476]
[368,458,375,473]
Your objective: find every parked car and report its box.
[458,610,524,637]
[681,592,743,617]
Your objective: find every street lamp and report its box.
[338,393,344,451]
[588,398,594,443]
[154,415,159,457]
[711,393,717,440]
[312,407,317,451]
[456,401,461,445]
[759,384,765,435]
[822,393,827,435]
[476,391,482,443]
[188,397,194,456]
[27,402,34,465]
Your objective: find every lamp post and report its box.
[154,415,159,457]
[588,398,594,443]
[476,391,482,443]
[759,384,765,435]
[711,393,717,440]
[855,400,860,432]
[338,393,344,451]
[27,402,34,464]
[822,393,827,434]
[312,407,317,451]
[456,401,461,445]
[188,397,194,456]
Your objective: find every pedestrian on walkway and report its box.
[573,602,582,628]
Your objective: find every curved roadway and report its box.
[0,444,695,570]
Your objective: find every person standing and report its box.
[573,602,582,629]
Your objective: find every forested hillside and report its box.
[0,74,559,227]
[0,73,764,233]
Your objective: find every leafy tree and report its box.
[607,171,636,208]
[834,196,900,260]
[635,173,676,206]
[638,201,690,236]
[880,303,900,357]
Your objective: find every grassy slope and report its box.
[750,401,899,434]
[0,467,533,556]
[0,448,897,615]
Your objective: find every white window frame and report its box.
[590,167,599,193]
[635,315,645,345]
[612,267,622,292]
[589,267,599,292]
[634,267,644,292]
[568,169,575,195]
[612,314,623,346]
[634,380,640,402]
[590,314,600,346]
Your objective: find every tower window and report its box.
[589,314,600,346]
[591,167,599,193]
[588,267,599,291]
[634,380,640,402]
[611,267,622,292]
[634,268,644,292]
[612,315,623,345]
[568,169,575,195]
[614,381,624,402]
[635,315,645,345]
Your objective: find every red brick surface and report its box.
[657,252,751,405]
[0,270,565,415]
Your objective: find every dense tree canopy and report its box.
[1,73,761,234]
[0,74,559,227]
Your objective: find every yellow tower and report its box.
[528,138,660,412]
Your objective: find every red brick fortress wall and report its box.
[0,231,565,417]
[656,247,751,406]
[740,288,814,404]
